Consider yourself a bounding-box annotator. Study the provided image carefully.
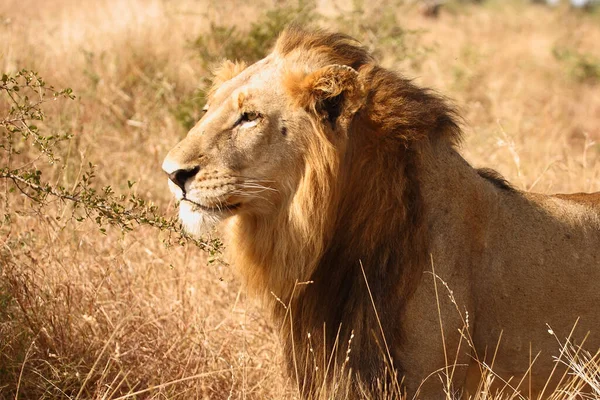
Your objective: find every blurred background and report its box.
[1,0,599,398]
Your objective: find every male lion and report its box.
[162,27,600,398]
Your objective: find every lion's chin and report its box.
[178,200,224,237]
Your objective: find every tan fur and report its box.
[163,27,600,399]
[207,59,247,100]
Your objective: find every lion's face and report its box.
[163,51,364,236]
[162,59,309,235]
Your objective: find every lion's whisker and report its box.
[231,175,276,184]
[238,183,279,193]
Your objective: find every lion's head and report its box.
[163,31,370,237]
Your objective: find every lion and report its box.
[162,27,600,398]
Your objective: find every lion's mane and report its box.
[223,27,462,394]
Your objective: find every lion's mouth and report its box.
[182,198,241,214]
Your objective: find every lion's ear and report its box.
[285,64,364,128]
[208,60,248,99]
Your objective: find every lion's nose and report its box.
[167,166,200,193]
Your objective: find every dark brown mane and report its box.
[358,65,461,145]
[270,27,463,396]
[477,167,515,191]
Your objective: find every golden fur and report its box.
[163,27,600,398]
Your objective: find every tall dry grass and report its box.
[1,0,599,398]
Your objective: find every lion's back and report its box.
[554,192,600,212]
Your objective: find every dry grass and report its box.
[0,0,599,398]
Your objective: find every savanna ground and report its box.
[1,0,600,398]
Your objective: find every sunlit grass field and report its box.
[1,0,599,398]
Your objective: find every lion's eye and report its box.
[241,111,259,122]
[236,111,261,128]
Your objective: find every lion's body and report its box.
[163,28,600,398]
[405,143,600,396]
